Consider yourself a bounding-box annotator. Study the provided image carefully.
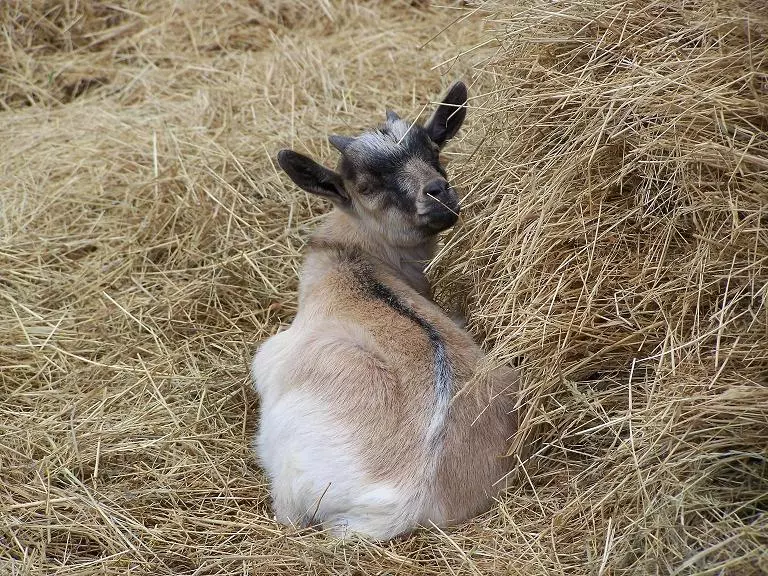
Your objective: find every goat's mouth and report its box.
[419,204,460,233]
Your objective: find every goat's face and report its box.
[277,81,468,247]
[332,115,459,245]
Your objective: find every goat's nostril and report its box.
[424,179,449,198]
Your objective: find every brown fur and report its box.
[300,210,518,524]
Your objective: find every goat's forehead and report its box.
[345,119,432,168]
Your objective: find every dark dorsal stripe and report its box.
[352,262,452,447]
[310,239,453,445]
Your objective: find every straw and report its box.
[2,1,766,574]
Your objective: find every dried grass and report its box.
[1,0,766,574]
[435,1,768,573]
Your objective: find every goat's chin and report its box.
[420,210,459,234]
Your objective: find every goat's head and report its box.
[277,81,468,247]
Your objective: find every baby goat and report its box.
[252,81,518,541]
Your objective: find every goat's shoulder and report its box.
[300,240,416,322]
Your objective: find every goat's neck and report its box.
[312,210,435,298]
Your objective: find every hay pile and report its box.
[1,0,766,574]
[435,0,768,573]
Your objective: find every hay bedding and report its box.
[1,0,766,574]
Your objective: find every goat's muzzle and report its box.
[421,179,460,232]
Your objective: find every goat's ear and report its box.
[424,81,468,148]
[277,150,349,206]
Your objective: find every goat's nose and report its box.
[423,179,449,199]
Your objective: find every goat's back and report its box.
[252,248,517,538]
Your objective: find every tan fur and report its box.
[286,209,518,527]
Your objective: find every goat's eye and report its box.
[358,181,372,195]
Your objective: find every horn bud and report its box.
[329,135,354,153]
